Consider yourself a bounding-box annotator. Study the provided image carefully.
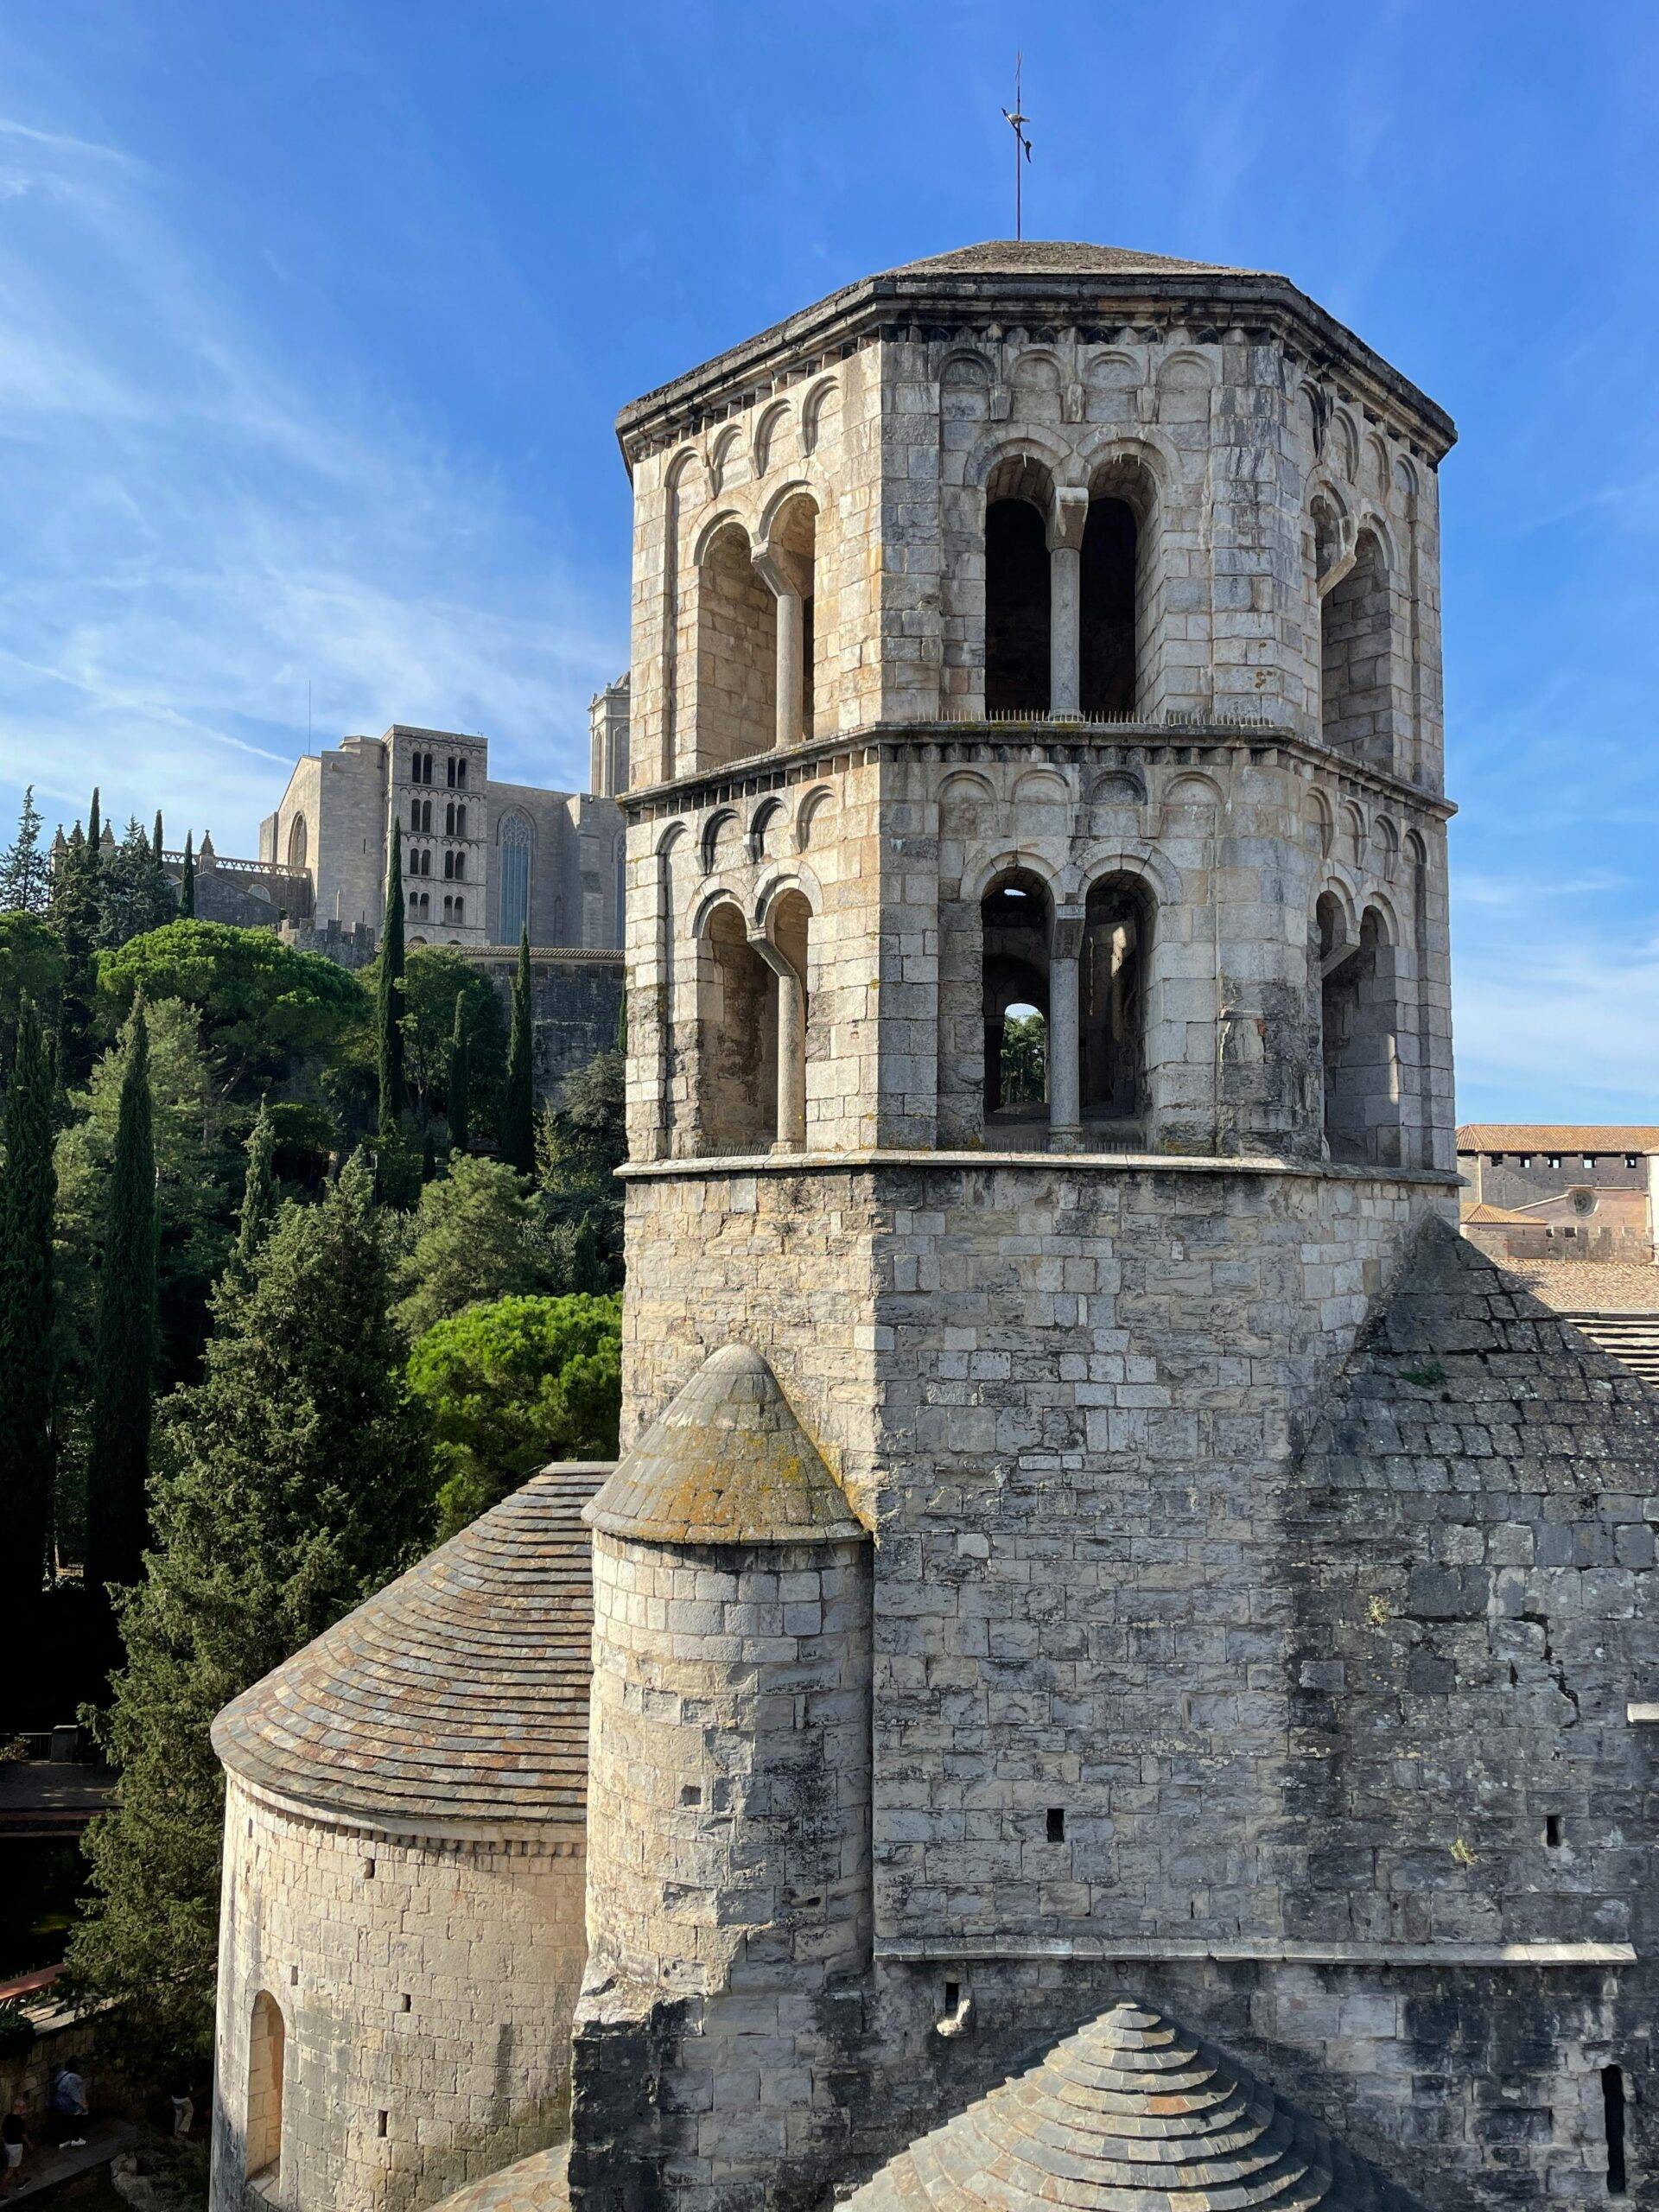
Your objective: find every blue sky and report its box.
[0,0,1656,1122]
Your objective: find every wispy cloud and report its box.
[0,105,620,849]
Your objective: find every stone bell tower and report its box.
[572,243,1484,2209]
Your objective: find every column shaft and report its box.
[1049,951,1081,1144]
[1051,544,1082,718]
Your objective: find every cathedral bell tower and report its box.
[574,240,1460,2211]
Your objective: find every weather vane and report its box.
[1001,53,1033,241]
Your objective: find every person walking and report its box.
[168,2078,194,2139]
[49,2066,88,2149]
[0,2100,31,2195]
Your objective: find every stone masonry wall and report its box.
[212,1779,585,2212]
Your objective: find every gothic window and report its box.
[499,812,533,947]
[984,458,1055,715]
[286,815,308,869]
[246,1992,286,2183]
[1079,875,1151,1121]
[981,870,1052,1122]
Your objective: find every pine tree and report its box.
[378,821,406,1131]
[447,994,471,1152]
[0,999,57,1638]
[68,1153,430,2069]
[501,928,535,1175]
[179,832,195,918]
[86,1001,156,1612]
[0,786,50,913]
[98,818,175,949]
[235,1099,276,1267]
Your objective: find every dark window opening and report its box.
[377,2112,389,2139]
[982,873,1052,1125]
[943,1980,961,2012]
[1318,901,1402,1166]
[985,499,1051,715]
[1079,497,1137,716]
[1321,529,1394,769]
[1603,2065,1627,2196]
[364,1859,376,1880]
[401,1994,412,2012]
[1080,875,1151,1122]
[681,1783,702,1807]
[1545,1815,1562,1849]
[1046,1807,1066,1843]
[697,903,779,1152]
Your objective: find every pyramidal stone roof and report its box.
[842,2000,1427,2212]
[212,1462,609,1836]
[885,238,1253,279]
[585,1343,867,1548]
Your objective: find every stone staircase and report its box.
[1560,1311,1659,1386]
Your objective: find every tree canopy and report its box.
[393,1154,556,1340]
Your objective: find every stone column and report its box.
[1047,489,1090,721]
[1049,911,1084,1148]
[753,547,809,750]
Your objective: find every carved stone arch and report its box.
[966,423,1074,494]
[1363,430,1391,498]
[1071,842,1182,910]
[800,376,840,455]
[1315,870,1362,946]
[1393,454,1421,508]
[1156,348,1215,424]
[1360,891,1402,947]
[938,769,999,838]
[1158,770,1224,832]
[1010,766,1074,807]
[665,442,705,505]
[753,861,824,934]
[700,807,742,875]
[747,795,787,861]
[689,505,753,572]
[690,883,749,942]
[1007,346,1066,422]
[1297,381,1332,460]
[1371,814,1402,880]
[939,348,995,421]
[1402,825,1428,870]
[1082,348,1143,425]
[1304,785,1335,859]
[1339,801,1366,868]
[753,479,820,563]
[1087,766,1148,808]
[1327,407,1360,483]
[964,845,1065,906]
[752,398,794,479]
[707,423,746,495]
[1355,502,1399,575]
[795,782,838,851]
[1074,423,1179,494]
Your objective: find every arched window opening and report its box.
[1319,899,1402,1165]
[446,755,457,788]
[445,800,455,836]
[457,758,467,789]
[499,813,532,948]
[698,902,778,1152]
[1322,529,1394,768]
[1079,498,1138,717]
[246,1991,286,2183]
[286,816,308,870]
[766,888,811,1151]
[1080,875,1151,1122]
[454,804,467,838]
[984,493,1052,716]
[696,523,774,768]
[761,494,818,747]
[982,871,1052,1124]
[454,895,464,925]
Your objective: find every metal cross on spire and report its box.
[1001,53,1033,242]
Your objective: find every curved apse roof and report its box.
[212,1462,609,1836]
[585,1343,867,1548]
[842,1999,1427,2212]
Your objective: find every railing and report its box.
[162,850,310,885]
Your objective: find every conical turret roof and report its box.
[843,2000,1425,2212]
[585,1343,866,1547]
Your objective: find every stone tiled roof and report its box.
[212,1463,610,1834]
[842,1999,1425,2212]
[1458,1123,1659,1154]
[887,240,1251,279]
[585,1344,867,1547]
[425,2145,569,2212]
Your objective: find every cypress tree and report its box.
[86,1001,156,1609]
[447,995,471,1153]
[49,820,99,1086]
[0,999,57,1636]
[236,1098,276,1267]
[179,832,195,918]
[500,928,535,1175]
[86,788,101,874]
[378,821,406,1131]
[70,1152,430,2069]
[152,810,164,866]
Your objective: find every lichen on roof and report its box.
[585,1342,866,1548]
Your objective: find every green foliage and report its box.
[68,1154,430,2071]
[407,1292,620,1540]
[99,920,368,1097]
[86,1003,157,1607]
[0,999,57,1631]
[0,910,66,1070]
[536,1045,626,1289]
[236,1100,276,1267]
[393,1154,556,1339]
[179,832,195,918]
[1000,1010,1048,1106]
[500,931,535,1174]
[0,1999,37,2060]
[397,946,505,1134]
[0,786,50,915]
[447,995,471,1152]
[96,817,175,950]
[48,820,99,1088]
[378,821,406,1131]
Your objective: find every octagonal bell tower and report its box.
[575,243,1463,2212]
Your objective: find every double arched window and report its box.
[445,800,467,837]
[983,455,1150,719]
[498,812,532,947]
[1315,893,1402,1165]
